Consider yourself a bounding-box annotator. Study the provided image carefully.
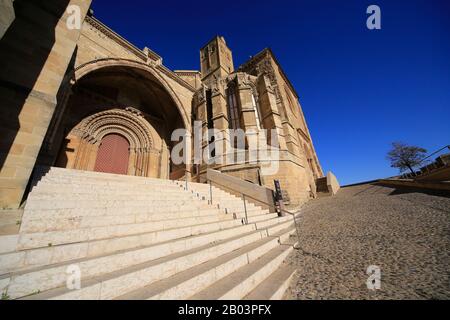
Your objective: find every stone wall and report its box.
[0,0,92,208]
[0,4,327,209]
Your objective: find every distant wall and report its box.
[326,171,340,195]
[316,171,340,195]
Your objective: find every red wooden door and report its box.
[94,134,130,175]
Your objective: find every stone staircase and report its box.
[0,167,298,300]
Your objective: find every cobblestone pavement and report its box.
[285,184,450,300]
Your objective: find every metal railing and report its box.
[401,144,450,179]
[206,178,301,249]
[419,145,450,165]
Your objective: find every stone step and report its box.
[39,177,180,187]
[27,195,260,212]
[35,183,183,194]
[24,199,212,210]
[15,219,294,300]
[40,175,176,184]
[43,169,177,181]
[28,192,202,202]
[213,203,260,212]
[17,213,282,251]
[116,227,295,300]
[189,240,295,300]
[30,188,232,204]
[44,167,177,183]
[6,168,298,300]
[183,183,269,215]
[20,206,266,222]
[20,206,221,220]
[21,211,226,234]
[21,209,277,234]
[38,180,180,190]
[0,214,284,278]
[34,183,188,192]
[243,264,297,300]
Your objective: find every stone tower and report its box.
[200,36,234,81]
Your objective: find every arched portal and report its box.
[94,134,130,175]
[41,60,191,179]
[57,107,162,178]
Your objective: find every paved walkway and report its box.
[285,184,450,300]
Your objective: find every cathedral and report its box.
[0,1,324,209]
[0,0,342,301]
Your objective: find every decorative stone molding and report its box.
[195,86,206,104]
[67,107,163,177]
[71,108,155,149]
[206,76,226,98]
[81,17,196,94]
[85,16,148,62]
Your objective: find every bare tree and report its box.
[387,142,427,174]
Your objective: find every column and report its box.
[0,0,92,208]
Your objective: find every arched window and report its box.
[227,86,240,130]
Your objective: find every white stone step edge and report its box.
[117,227,296,300]
[36,181,181,191]
[27,191,204,200]
[16,213,281,251]
[244,265,297,300]
[1,220,254,278]
[0,215,289,283]
[20,206,225,220]
[20,208,265,230]
[24,199,213,210]
[35,183,184,193]
[44,167,180,182]
[12,219,294,300]
[215,245,294,300]
[20,208,277,234]
[39,177,181,187]
[20,210,229,234]
[187,241,295,300]
[20,210,285,253]
[182,185,266,212]
[41,169,179,181]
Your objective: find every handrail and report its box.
[419,145,450,165]
[206,169,276,212]
[402,144,450,178]
[206,177,301,249]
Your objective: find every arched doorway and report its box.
[56,108,164,178]
[41,61,191,180]
[94,134,130,175]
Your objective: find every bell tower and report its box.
[200,36,234,81]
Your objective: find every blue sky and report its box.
[91,0,450,185]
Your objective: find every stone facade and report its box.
[0,3,323,208]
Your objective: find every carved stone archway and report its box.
[72,58,191,131]
[58,107,167,178]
